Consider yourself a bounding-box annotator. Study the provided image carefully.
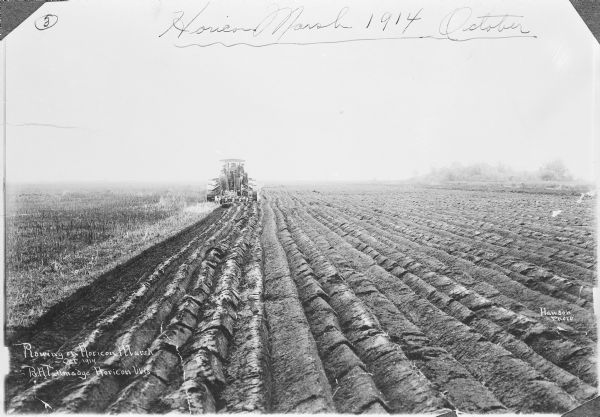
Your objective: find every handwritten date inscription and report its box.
[159,2,535,47]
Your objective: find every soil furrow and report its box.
[6,183,595,415]
[295,197,580,413]
[107,204,258,413]
[371,203,595,283]
[6,208,240,413]
[325,198,595,305]
[312,200,597,339]
[272,202,389,414]
[274,199,451,414]
[49,206,251,413]
[259,198,335,413]
[222,229,272,412]
[308,203,597,387]
[289,201,508,413]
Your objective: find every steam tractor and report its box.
[206,159,258,206]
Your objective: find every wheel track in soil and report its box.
[5,186,597,414]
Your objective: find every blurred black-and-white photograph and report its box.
[2,0,598,414]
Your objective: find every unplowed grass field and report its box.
[5,183,211,328]
[5,183,597,414]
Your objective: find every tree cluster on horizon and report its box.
[415,160,575,183]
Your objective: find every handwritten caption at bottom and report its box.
[17,342,152,381]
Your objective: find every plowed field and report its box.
[5,184,597,414]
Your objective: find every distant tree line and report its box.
[416,160,573,183]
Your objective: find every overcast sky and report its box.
[2,0,598,183]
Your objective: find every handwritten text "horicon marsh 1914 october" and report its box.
[159,2,536,47]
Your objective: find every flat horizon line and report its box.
[5,178,596,186]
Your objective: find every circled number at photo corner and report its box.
[35,14,59,31]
